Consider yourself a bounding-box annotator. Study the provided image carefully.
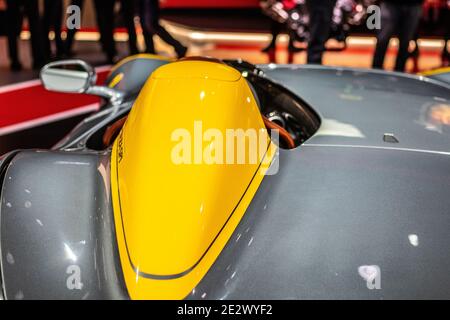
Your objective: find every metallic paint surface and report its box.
[427,72,450,87]
[105,55,171,98]
[188,146,450,299]
[0,151,128,300]
[186,65,450,299]
[265,66,450,150]
[1,64,450,299]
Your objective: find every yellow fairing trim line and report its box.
[111,140,276,299]
[108,73,124,88]
[419,67,450,76]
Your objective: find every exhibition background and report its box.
[0,0,448,154]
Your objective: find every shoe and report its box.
[176,46,188,59]
[288,44,303,53]
[261,45,275,53]
[262,43,276,53]
[10,61,23,72]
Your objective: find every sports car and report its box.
[0,55,450,300]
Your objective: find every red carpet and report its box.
[0,67,111,136]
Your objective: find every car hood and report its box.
[264,66,450,153]
[188,143,450,299]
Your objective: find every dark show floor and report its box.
[0,115,88,155]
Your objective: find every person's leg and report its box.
[103,0,118,60]
[142,29,155,54]
[53,0,64,58]
[287,30,304,63]
[288,30,302,52]
[409,31,420,73]
[6,0,22,70]
[441,6,449,67]
[139,0,156,53]
[443,39,449,67]
[143,0,187,57]
[262,20,281,52]
[306,0,336,64]
[43,0,52,59]
[65,0,84,56]
[372,2,399,69]
[93,0,117,62]
[42,0,63,58]
[24,0,46,68]
[93,1,107,54]
[121,0,139,55]
[394,4,422,72]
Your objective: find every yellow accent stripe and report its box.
[419,67,450,76]
[108,73,124,88]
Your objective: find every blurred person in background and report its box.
[6,0,46,71]
[64,0,83,57]
[65,0,138,61]
[442,0,449,66]
[372,0,424,72]
[138,0,187,58]
[119,0,139,55]
[260,0,304,63]
[0,0,7,35]
[306,0,337,64]
[64,0,117,63]
[409,0,449,71]
[43,0,64,60]
[92,0,118,63]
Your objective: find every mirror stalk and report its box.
[86,86,124,110]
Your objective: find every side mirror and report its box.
[40,59,124,106]
[40,59,96,93]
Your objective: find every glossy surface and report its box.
[186,65,450,299]
[2,62,450,300]
[188,145,450,299]
[265,65,450,151]
[0,151,128,299]
[111,60,275,299]
[421,67,450,87]
[105,54,171,98]
[40,59,95,93]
